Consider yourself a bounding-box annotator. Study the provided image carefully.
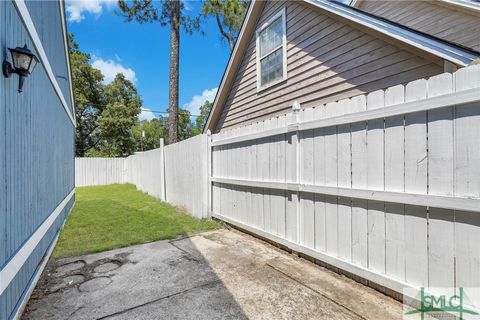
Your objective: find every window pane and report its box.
[259,17,283,57]
[260,48,283,87]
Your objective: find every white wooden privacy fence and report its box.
[75,135,210,219]
[210,66,480,301]
[163,134,210,219]
[76,65,480,300]
[75,158,126,186]
[125,146,166,201]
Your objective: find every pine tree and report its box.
[117,0,201,143]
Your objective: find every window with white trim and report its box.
[256,8,287,91]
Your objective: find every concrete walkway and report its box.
[23,229,404,319]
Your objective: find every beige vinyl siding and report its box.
[357,0,480,52]
[215,1,443,132]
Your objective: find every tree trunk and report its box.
[215,14,235,51]
[228,35,234,51]
[168,0,180,144]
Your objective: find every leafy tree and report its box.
[134,117,169,151]
[202,0,248,50]
[191,100,213,136]
[132,106,205,152]
[70,34,143,157]
[178,108,194,140]
[69,34,106,156]
[117,0,201,144]
[96,74,142,157]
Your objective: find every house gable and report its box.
[212,0,444,132]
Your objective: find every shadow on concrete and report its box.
[22,234,248,320]
[22,228,405,320]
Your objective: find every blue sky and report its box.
[66,0,232,120]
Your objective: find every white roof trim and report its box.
[59,0,76,123]
[306,0,478,66]
[13,0,76,127]
[441,0,480,13]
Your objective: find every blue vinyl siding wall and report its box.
[0,1,75,319]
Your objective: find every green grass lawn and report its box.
[53,184,221,258]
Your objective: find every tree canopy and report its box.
[96,74,143,157]
[70,34,142,157]
[134,118,168,151]
[202,0,249,50]
[117,0,202,33]
[70,34,106,156]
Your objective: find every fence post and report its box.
[293,103,302,244]
[206,130,212,219]
[285,102,302,242]
[159,138,166,201]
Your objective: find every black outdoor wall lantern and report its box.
[3,44,39,93]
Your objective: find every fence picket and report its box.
[454,65,480,305]
[404,78,429,288]
[276,115,287,237]
[350,95,368,268]
[285,112,298,242]
[427,72,455,294]
[313,105,327,252]
[337,99,353,262]
[366,89,386,274]
[322,102,338,256]
[300,108,315,248]
[250,122,259,227]
[384,84,406,282]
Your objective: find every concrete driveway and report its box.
[23,229,404,319]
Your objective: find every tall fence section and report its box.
[126,146,166,202]
[76,158,126,186]
[76,65,480,301]
[76,135,209,219]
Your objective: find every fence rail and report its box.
[211,87,480,147]
[211,177,480,213]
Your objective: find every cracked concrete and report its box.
[22,229,405,319]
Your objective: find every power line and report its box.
[141,108,202,118]
[75,102,202,118]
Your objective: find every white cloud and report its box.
[183,87,217,116]
[66,0,115,23]
[91,57,137,84]
[183,1,194,11]
[138,108,156,121]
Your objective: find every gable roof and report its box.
[204,0,480,133]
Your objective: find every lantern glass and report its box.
[9,45,38,74]
[11,51,31,72]
[27,56,38,73]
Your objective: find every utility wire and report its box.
[76,101,202,118]
[141,108,202,118]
